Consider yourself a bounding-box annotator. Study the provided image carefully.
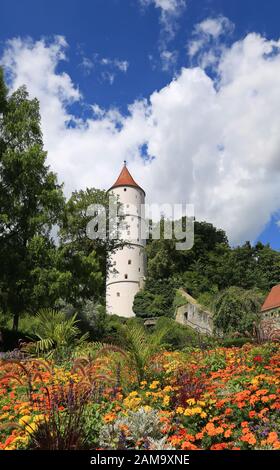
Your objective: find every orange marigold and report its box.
[267,432,278,444]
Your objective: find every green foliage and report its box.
[203,350,227,371]
[120,321,171,383]
[58,188,121,307]
[0,81,65,329]
[72,301,126,343]
[142,222,278,336]
[218,337,252,348]
[133,279,175,318]
[0,67,7,115]
[212,286,264,335]
[23,309,88,359]
[172,291,187,309]
[153,317,214,351]
[1,68,280,345]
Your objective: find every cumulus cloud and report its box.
[2,28,280,245]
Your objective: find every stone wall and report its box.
[256,313,280,342]
[175,289,214,335]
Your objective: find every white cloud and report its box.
[140,0,186,70]
[188,16,234,68]
[2,30,280,245]
[196,16,233,38]
[79,52,129,81]
[80,56,94,74]
[140,0,186,16]
[160,49,178,71]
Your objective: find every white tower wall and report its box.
[106,183,146,317]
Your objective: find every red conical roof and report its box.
[109,161,145,194]
[261,284,280,312]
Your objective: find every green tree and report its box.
[133,278,175,318]
[212,286,264,335]
[0,73,65,329]
[58,188,121,307]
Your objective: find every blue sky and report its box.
[2,0,280,110]
[1,0,280,248]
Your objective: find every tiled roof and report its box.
[109,162,145,194]
[261,284,280,312]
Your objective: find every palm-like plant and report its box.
[24,309,88,358]
[120,322,169,384]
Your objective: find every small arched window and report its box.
[124,274,128,279]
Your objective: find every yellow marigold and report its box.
[186,398,196,406]
[149,381,159,390]
[184,408,193,416]
[200,411,207,419]
[163,396,170,406]
[176,407,184,414]
[129,391,138,397]
[18,415,32,426]
[26,422,38,433]
[33,414,45,423]
[143,405,152,412]
[19,408,30,415]
[192,407,202,414]
[197,400,206,407]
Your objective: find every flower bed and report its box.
[0,343,280,450]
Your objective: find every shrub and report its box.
[22,309,88,360]
[212,286,264,336]
[133,279,175,318]
[219,337,252,348]
[99,408,164,449]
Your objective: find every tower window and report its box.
[139,267,140,272]
[124,274,128,279]
[117,292,120,297]
[128,260,131,264]
[124,188,127,191]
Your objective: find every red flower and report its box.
[253,355,263,363]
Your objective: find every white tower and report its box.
[106,162,146,317]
